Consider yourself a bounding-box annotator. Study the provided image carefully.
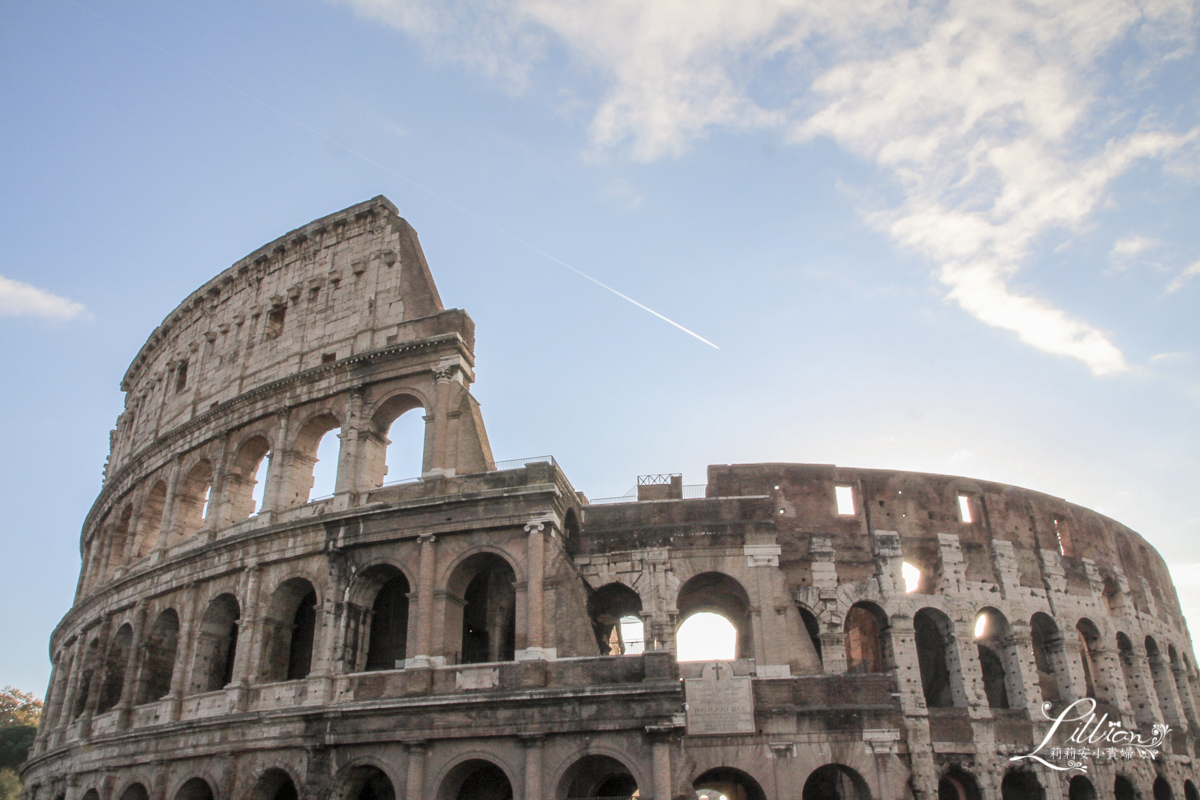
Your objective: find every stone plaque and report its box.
[684,661,755,735]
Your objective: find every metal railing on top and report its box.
[589,484,707,504]
[493,455,556,471]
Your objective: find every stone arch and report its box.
[587,582,643,656]
[435,757,516,800]
[261,577,320,682]
[798,603,823,665]
[445,552,517,664]
[283,411,342,507]
[190,593,241,693]
[801,764,871,800]
[1155,777,1174,800]
[71,636,102,719]
[1030,612,1064,703]
[97,622,134,714]
[1001,771,1044,800]
[675,572,753,660]
[914,607,961,708]
[554,753,639,799]
[107,503,135,571]
[939,769,981,800]
[563,508,580,541]
[174,777,217,800]
[1075,618,1102,699]
[1069,776,1097,800]
[174,458,214,542]
[80,790,101,800]
[117,781,151,800]
[845,602,890,674]
[1118,631,1157,724]
[974,607,1023,709]
[246,768,300,800]
[333,762,397,800]
[1115,776,1136,800]
[224,434,272,523]
[1183,780,1198,800]
[355,564,411,672]
[362,390,429,489]
[137,608,179,703]
[133,480,167,558]
[1146,636,1181,723]
[695,767,768,800]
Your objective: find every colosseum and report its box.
[20,196,1200,800]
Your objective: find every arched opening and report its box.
[134,480,167,558]
[588,583,643,656]
[71,638,101,718]
[563,509,580,542]
[341,765,396,800]
[438,759,514,800]
[174,459,214,542]
[363,568,411,671]
[1030,613,1063,703]
[248,769,299,800]
[799,605,823,664]
[678,614,737,661]
[675,573,752,661]
[801,764,870,800]
[81,791,100,800]
[845,602,890,674]
[224,436,272,523]
[284,413,342,507]
[119,784,150,800]
[446,554,517,664]
[1117,632,1155,722]
[1001,771,1044,800]
[1068,776,1097,800]
[939,770,981,800]
[695,767,768,800]
[557,754,638,798]
[97,623,134,713]
[363,394,427,489]
[190,593,240,693]
[175,778,215,800]
[1168,645,1197,723]
[107,504,134,571]
[975,608,1022,709]
[1154,777,1174,800]
[1076,619,1099,699]
[1146,637,1180,723]
[137,608,179,704]
[914,608,959,708]
[902,561,927,593]
[261,578,319,682]
[1114,776,1136,800]
[1183,780,1198,800]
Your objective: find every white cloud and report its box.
[0,275,89,321]
[1167,260,1200,292]
[335,0,1197,374]
[1112,235,1159,257]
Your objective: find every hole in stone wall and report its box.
[835,485,855,515]
[174,362,188,394]
[677,613,737,661]
[958,495,973,523]
[385,411,425,483]
[902,562,922,593]
[309,429,341,500]
[266,306,286,339]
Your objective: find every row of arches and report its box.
[82,397,429,594]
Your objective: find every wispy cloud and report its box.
[336,0,1197,374]
[1112,235,1159,257]
[0,275,89,320]
[1167,259,1200,292]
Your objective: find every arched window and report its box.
[802,764,871,800]
[341,765,396,800]
[174,778,215,800]
[364,569,411,672]
[845,602,890,674]
[975,608,1023,709]
[675,572,752,661]
[695,767,768,800]
[247,769,299,800]
[174,459,213,542]
[1068,776,1097,800]
[72,638,101,719]
[119,784,149,800]
[1154,777,1174,800]
[261,578,319,682]
[1183,780,1198,800]
[97,623,134,714]
[939,770,981,800]
[914,607,959,708]
[1030,613,1063,703]
[437,759,513,800]
[191,593,240,693]
[799,604,823,665]
[284,413,342,507]
[137,609,179,704]
[557,754,638,799]
[133,480,167,559]
[445,554,517,664]
[678,613,738,661]
[1001,771,1044,800]
[362,394,427,489]
[587,583,643,656]
[1114,776,1136,800]
[224,436,271,523]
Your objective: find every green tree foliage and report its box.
[0,768,22,800]
[0,689,40,728]
[0,687,42,777]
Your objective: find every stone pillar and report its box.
[167,586,199,720]
[1090,644,1131,714]
[426,363,457,477]
[230,565,262,709]
[78,618,114,738]
[522,736,544,800]
[154,460,183,555]
[1125,645,1163,727]
[115,602,147,730]
[409,534,438,668]
[405,742,426,800]
[260,411,291,513]
[1010,624,1045,717]
[954,619,989,715]
[520,519,548,660]
[334,388,366,496]
[650,732,672,800]
[1173,660,1199,728]
[1148,647,1185,728]
[52,639,83,745]
[34,658,62,752]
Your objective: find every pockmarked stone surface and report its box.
[21,197,1200,800]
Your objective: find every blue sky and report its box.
[1,0,1197,695]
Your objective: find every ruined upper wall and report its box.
[106,196,457,476]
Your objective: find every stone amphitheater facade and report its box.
[21,197,1200,800]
